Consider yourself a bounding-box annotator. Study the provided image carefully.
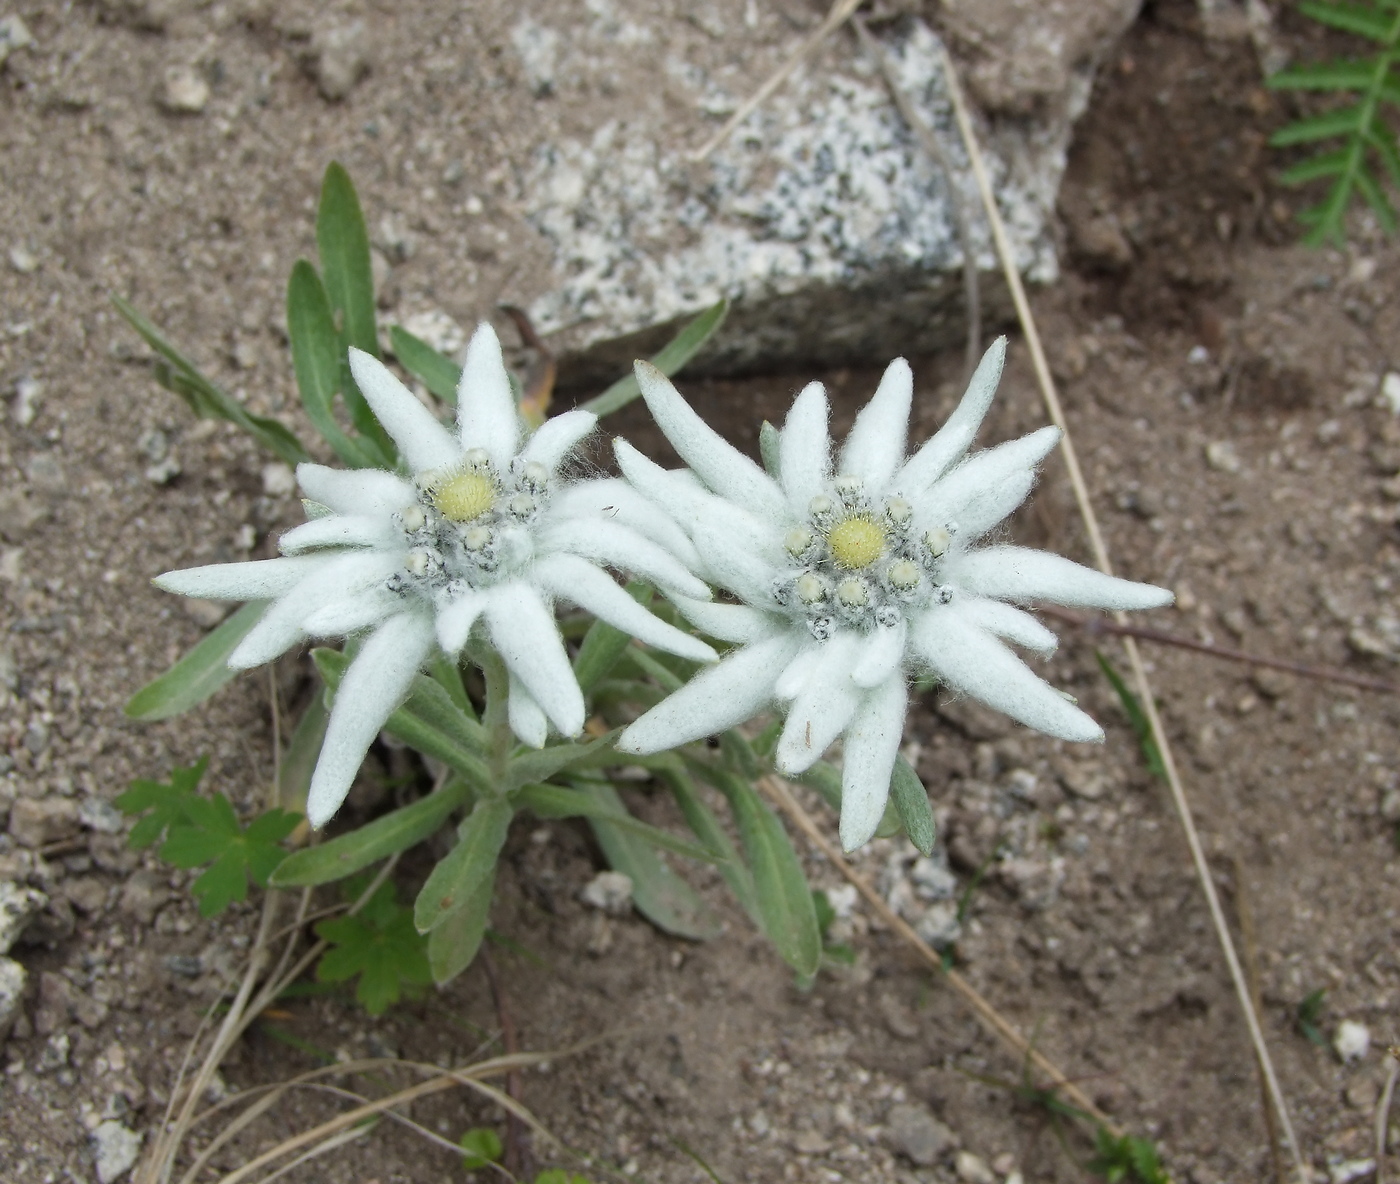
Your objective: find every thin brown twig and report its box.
[933,40,1308,1182]
[1041,606,1400,696]
[851,16,981,385]
[1379,1048,1400,1184]
[758,774,1121,1135]
[481,945,532,1179]
[690,0,866,162]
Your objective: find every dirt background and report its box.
[2,1,1400,1182]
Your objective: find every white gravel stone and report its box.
[12,376,41,426]
[0,955,26,1037]
[0,14,33,68]
[885,1102,956,1165]
[260,462,296,498]
[91,1120,143,1184]
[955,1150,997,1184]
[305,20,370,101]
[1334,1019,1371,1063]
[1382,372,1400,415]
[0,880,46,953]
[580,870,633,916]
[1205,440,1242,474]
[159,64,209,113]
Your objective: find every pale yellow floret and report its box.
[433,470,497,523]
[828,515,886,570]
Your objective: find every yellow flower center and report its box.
[827,515,886,570]
[433,470,497,523]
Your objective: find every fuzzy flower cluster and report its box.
[155,328,1169,848]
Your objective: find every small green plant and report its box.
[458,1127,504,1170]
[1267,0,1400,244]
[1096,651,1166,782]
[811,889,856,966]
[115,758,300,916]
[1088,1127,1171,1184]
[313,879,432,1015]
[1296,986,1329,1048]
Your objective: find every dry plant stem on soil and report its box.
[758,774,1120,1135]
[1379,1050,1400,1184]
[689,0,864,162]
[930,39,1308,1181]
[1042,606,1400,697]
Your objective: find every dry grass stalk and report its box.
[1379,1049,1400,1184]
[926,36,1308,1182]
[689,0,865,162]
[758,774,1120,1134]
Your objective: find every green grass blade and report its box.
[1278,148,1351,183]
[317,161,379,359]
[276,693,329,817]
[890,755,935,856]
[389,325,461,404]
[579,298,729,418]
[1270,104,1365,145]
[653,758,760,923]
[1094,651,1166,781]
[1298,0,1395,41]
[579,781,722,939]
[272,779,471,887]
[111,295,310,465]
[1267,59,1379,91]
[414,797,513,933]
[125,601,267,720]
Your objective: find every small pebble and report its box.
[1382,372,1400,416]
[0,955,25,1036]
[8,244,37,274]
[9,796,80,848]
[159,64,209,114]
[306,20,370,101]
[181,598,231,629]
[261,462,296,497]
[955,1150,997,1184]
[581,870,633,916]
[0,14,33,68]
[1335,1019,1371,1062]
[12,376,41,426]
[0,880,46,953]
[1205,440,1242,474]
[78,797,125,834]
[884,1101,956,1166]
[91,1119,142,1184]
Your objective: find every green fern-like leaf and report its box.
[1268,2,1400,245]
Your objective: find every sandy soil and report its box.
[2,2,1399,1183]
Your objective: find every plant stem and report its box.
[478,646,513,788]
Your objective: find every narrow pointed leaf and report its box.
[1278,149,1351,184]
[579,781,722,939]
[427,651,474,718]
[125,601,268,721]
[1267,60,1378,91]
[1297,1,1396,40]
[277,693,329,818]
[890,755,935,856]
[758,420,781,478]
[579,299,729,418]
[512,782,716,863]
[502,731,619,793]
[428,868,494,983]
[389,325,461,404]
[271,778,472,887]
[414,797,513,933]
[1269,104,1364,146]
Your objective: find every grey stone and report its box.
[580,870,633,916]
[9,796,80,848]
[158,64,208,113]
[955,1151,997,1184]
[12,376,42,426]
[39,1030,70,1070]
[91,1120,142,1184]
[0,880,46,954]
[119,870,168,925]
[63,876,109,916]
[261,462,296,498]
[304,20,370,101]
[34,969,71,1034]
[9,243,37,273]
[180,598,231,628]
[23,719,48,755]
[885,1102,956,1166]
[0,955,25,1038]
[520,10,1132,381]
[137,428,168,462]
[25,451,65,494]
[78,797,125,835]
[0,14,33,69]
[0,486,48,541]
[144,455,182,485]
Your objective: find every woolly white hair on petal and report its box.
[775,632,864,775]
[306,612,435,827]
[774,644,822,702]
[851,618,908,689]
[518,408,597,473]
[295,464,417,517]
[277,516,396,554]
[947,546,1175,611]
[485,587,585,738]
[687,516,787,609]
[920,425,1061,529]
[634,361,786,518]
[507,672,549,749]
[896,336,1007,492]
[945,471,1037,542]
[154,555,325,601]
[435,590,488,656]
[540,518,711,601]
[953,596,1060,656]
[456,322,522,472]
[670,596,778,645]
[778,383,831,516]
[912,606,1104,743]
[549,478,705,573]
[839,675,908,851]
[839,358,911,491]
[347,349,460,474]
[303,589,403,637]
[619,631,802,754]
[532,553,717,663]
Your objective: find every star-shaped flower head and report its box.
[613,338,1172,850]
[155,324,715,827]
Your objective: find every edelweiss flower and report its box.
[613,339,1172,850]
[156,324,715,827]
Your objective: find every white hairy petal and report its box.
[485,586,584,738]
[688,516,783,607]
[851,616,908,688]
[779,382,831,516]
[947,546,1175,612]
[519,408,596,474]
[774,644,822,702]
[911,605,1103,742]
[303,589,401,637]
[435,589,488,656]
[347,348,460,474]
[307,612,435,827]
[839,675,908,852]
[295,463,416,517]
[533,554,717,663]
[278,516,395,555]
[775,631,864,775]
[896,337,1006,492]
[540,518,711,600]
[550,476,704,572]
[635,361,786,518]
[840,357,911,492]
[508,672,549,748]
[671,596,779,645]
[953,595,1059,656]
[618,632,801,754]
[456,322,521,471]
[922,425,1060,527]
[154,555,324,601]
[229,552,401,669]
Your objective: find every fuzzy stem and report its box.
[478,646,513,788]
